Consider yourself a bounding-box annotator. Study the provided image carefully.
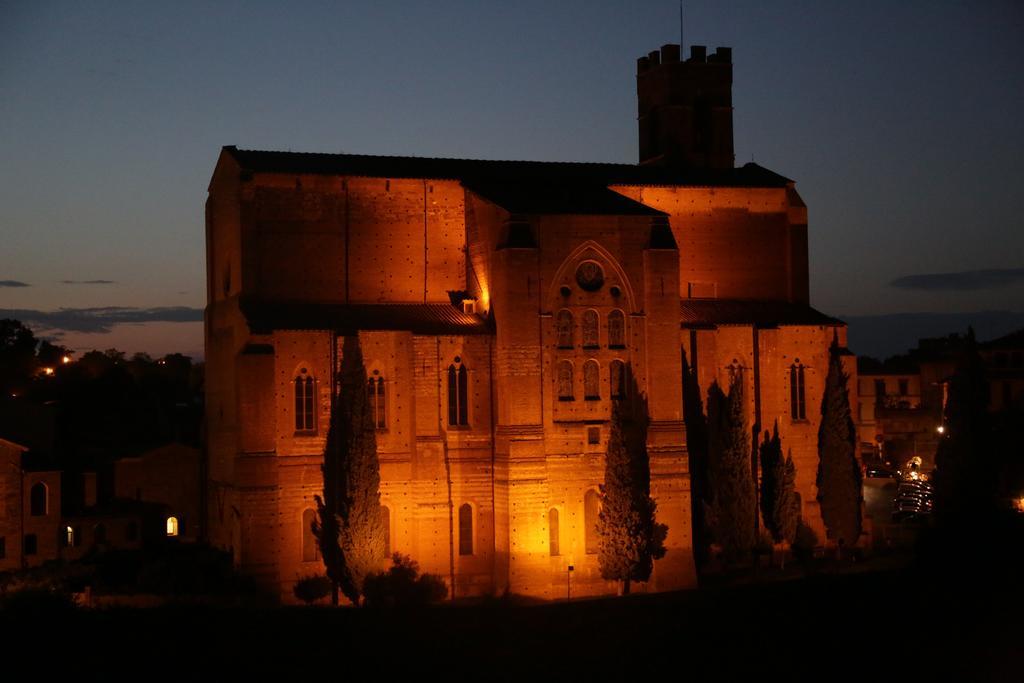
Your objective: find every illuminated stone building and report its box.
[205,44,852,601]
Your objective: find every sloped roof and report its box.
[464,181,666,216]
[223,146,793,188]
[680,299,843,328]
[980,328,1024,350]
[241,299,492,336]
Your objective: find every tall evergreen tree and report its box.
[313,334,385,605]
[816,335,862,552]
[759,424,799,564]
[933,327,994,526]
[707,375,756,564]
[597,382,668,595]
[682,349,712,569]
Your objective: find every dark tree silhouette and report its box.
[759,424,799,566]
[816,335,862,553]
[932,327,995,526]
[314,334,385,606]
[707,375,755,564]
[682,349,712,570]
[597,378,667,594]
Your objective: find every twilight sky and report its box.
[1,1,1022,359]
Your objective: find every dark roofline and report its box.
[240,299,494,336]
[680,299,843,328]
[222,146,793,188]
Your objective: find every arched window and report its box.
[582,310,599,348]
[302,509,319,562]
[64,526,75,548]
[458,503,473,556]
[610,360,627,400]
[557,361,574,401]
[447,359,469,426]
[367,373,386,430]
[380,505,391,557]
[556,310,574,349]
[548,508,560,557]
[584,360,600,401]
[584,490,600,555]
[166,516,179,537]
[790,360,807,421]
[29,482,47,516]
[294,368,316,432]
[608,309,626,348]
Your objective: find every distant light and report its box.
[1014,497,1024,514]
[42,367,55,376]
[158,359,166,365]
[61,355,72,364]
[936,425,945,434]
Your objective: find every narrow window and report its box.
[557,361,574,401]
[584,490,600,555]
[898,379,909,396]
[0,536,5,560]
[380,505,391,557]
[448,360,469,426]
[790,361,807,421]
[549,508,560,557]
[302,509,318,562]
[29,482,47,516]
[25,534,38,556]
[294,369,316,432]
[94,523,107,545]
[556,310,574,349]
[367,374,386,430]
[458,503,473,556]
[610,360,626,400]
[608,310,626,348]
[166,516,179,537]
[584,360,600,400]
[587,426,601,445]
[874,379,886,399]
[64,526,75,548]
[582,310,599,348]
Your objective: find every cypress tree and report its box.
[816,335,862,552]
[933,328,993,526]
[707,375,756,564]
[597,384,668,595]
[313,334,385,605]
[759,424,799,565]
[682,349,712,569]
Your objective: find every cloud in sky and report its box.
[890,267,1024,291]
[60,279,117,285]
[0,280,30,287]
[7,306,203,334]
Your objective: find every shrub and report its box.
[293,574,332,605]
[362,553,448,607]
[792,521,819,562]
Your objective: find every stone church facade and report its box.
[205,43,854,601]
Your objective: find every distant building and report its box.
[205,43,852,601]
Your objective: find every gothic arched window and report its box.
[556,310,574,349]
[584,360,600,400]
[294,368,316,432]
[582,310,599,348]
[548,508,560,557]
[30,482,47,516]
[790,360,807,421]
[302,509,318,562]
[608,309,625,348]
[367,373,386,430]
[584,490,600,555]
[458,503,474,556]
[447,359,469,426]
[610,360,627,400]
[557,361,574,401]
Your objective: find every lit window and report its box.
[367,374,386,430]
[584,360,600,400]
[64,526,75,547]
[549,508,560,557]
[607,310,625,348]
[556,310,574,348]
[447,360,469,426]
[302,509,318,562]
[294,369,316,432]
[584,490,600,555]
[29,482,47,516]
[582,310,599,348]
[166,516,179,537]
[610,360,627,400]
[790,361,807,421]
[557,361,574,401]
[458,503,473,556]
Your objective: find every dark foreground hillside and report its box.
[2,567,1021,682]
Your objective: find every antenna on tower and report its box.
[679,1,684,50]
